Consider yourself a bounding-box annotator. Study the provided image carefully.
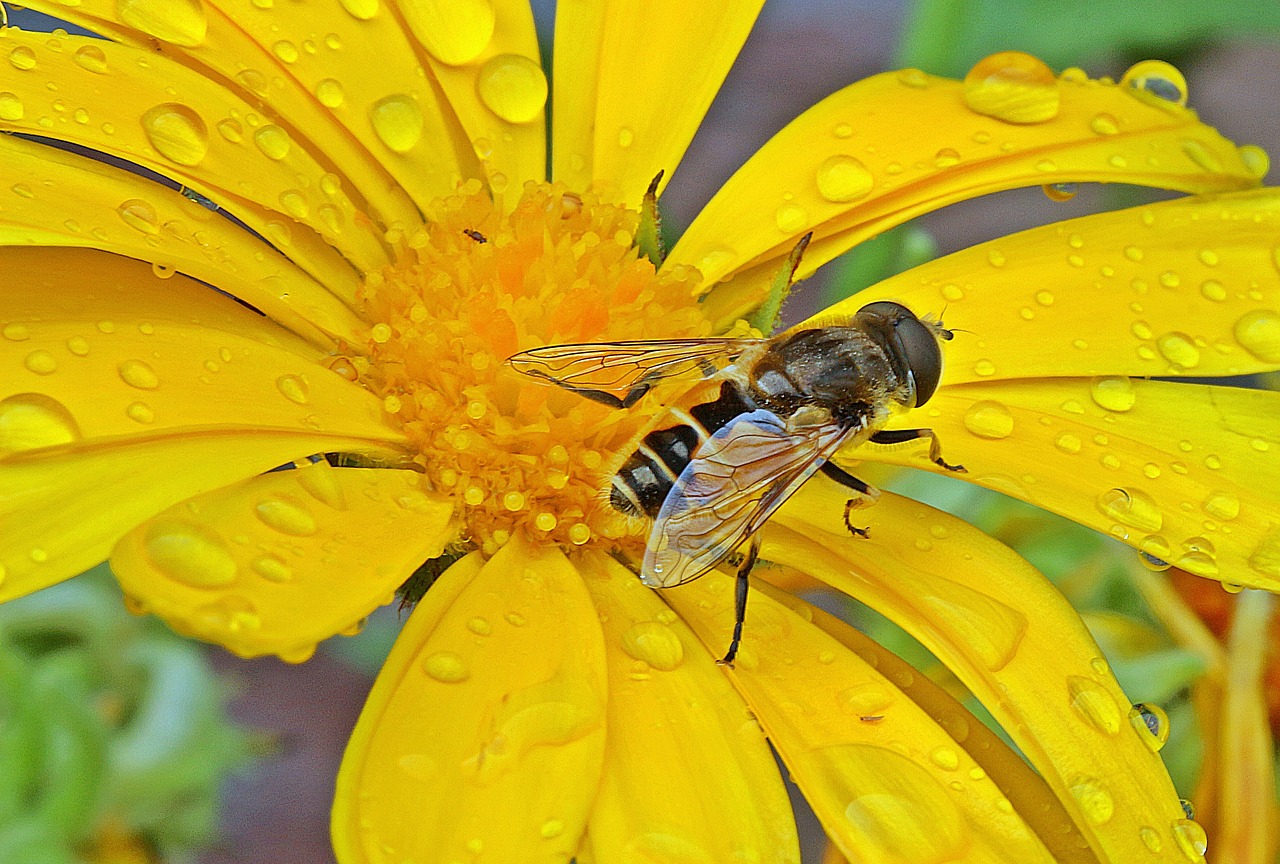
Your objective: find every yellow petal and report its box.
[755,582,1095,864]
[332,539,607,863]
[768,480,1198,862]
[833,189,1280,384]
[1215,590,1277,864]
[406,0,547,194]
[553,0,764,202]
[0,248,400,445]
[0,28,386,287]
[110,461,455,659]
[0,430,387,601]
[0,138,361,346]
[862,379,1280,591]
[576,553,799,863]
[663,572,1061,864]
[670,66,1260,319]
[15,0,437,226]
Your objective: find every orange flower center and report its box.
[351,181,713,556]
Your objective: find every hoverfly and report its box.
[507,301,963,663]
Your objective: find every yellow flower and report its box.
[0,2,1277,862]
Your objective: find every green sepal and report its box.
[636,170,666,266]
[748,232,811,335]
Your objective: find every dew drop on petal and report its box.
[1054,432,1081,454]
[962,51,1060,124]
[73,44,108,73]
[412,0,495,66]
[1090,113,1119,135]
[1239,144,1270,179]
[839,682,894,716]
[1121,60,1188,106]
[476,54,547,124]
[275,374,310,404]
[141,103,209,166]
[1129,702,1170,752]
[251,554,293,582]
[933,147,961,168]
[126,402,155,423]
[620,621,684,671]
[118,359,160,390]
[962,400,1014,439]
[775,203,807,233]
[338,0,377,20]
[1067,675,1121,734]
[253,124,291,160]
[1156,332,1200,369]
[144,520,238,588]
[837,746,967,862]
[1233,309,1280,362]
[1096,487,1163,533]
[1090,377,1136,412]
[117,198,160,234]
[315,78,344,108]
[1070,777,1115,825]
[1181,139,1223,173]
[8,46,36,71]
[255,495,319,536]
[0,92,23,121]
[0,393,82,455]
[23,351,57,375]
[815,154,873,203]
[117,0,207,45]
[370,94,424,154]
[422,651,469,682]
[1171,819,1208,860]
[1139,827,1163,853]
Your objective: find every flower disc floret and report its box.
[354,181,710,555]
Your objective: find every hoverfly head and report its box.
[853,301,947,408]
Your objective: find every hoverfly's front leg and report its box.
[819,462,879,539]
[870,428,966,472]
[717,532,762,668]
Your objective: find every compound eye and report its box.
[894,317,943,407]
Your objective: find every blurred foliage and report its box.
[0,566,258,864]
[898,0,1280,77]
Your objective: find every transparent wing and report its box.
[641,409,858,587]
[506,338,764,398]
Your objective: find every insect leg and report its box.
[717,533,761,668]
[819,461,878,538]
[869,428,966,472]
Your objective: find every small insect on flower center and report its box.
[349,180,711,556]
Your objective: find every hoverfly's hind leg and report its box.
[870,428,966,473]
[819,462,879,539]
[717,533,762,668]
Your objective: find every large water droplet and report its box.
[1129,702,1170,752]
[141,103,209,166]
[315,78,344,109]
[1070,777,1115,825]
[1202,492,1239,521]
[1096,487,1163,532]
[144,519,238,588]
[0,92,23,121]
[370,95,423,154]
[73,44,108,74]
[255,495,318,536]
[23,351,57,375]
[253,124,291,161]
[1171,819,1208,860]
[8,46,36,72]
[962,51,1060,124]
[1121,60,1188,106]
[917,580,1028,671]
[117,0,208,46]
[0,393,82,455]
[620,621,684,671]
[1157,332,1200,369]
[1234,309,1280,362]
[117,198,160,234]
[412,0,495,65]
[476,53,547,124]
[1090,377,1136,412]
[1067,676,1121,734]
[816,154,873,203]
[962,400,1014,439]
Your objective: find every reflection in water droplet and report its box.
[477,53,547,124]
[0,393,82,455]
[141,103,209,166]
[1090,377,1136,412]
[620,621,684,671]
[1121,59,1189,106]
[816,154,873,203]
[1096,487,1162,532]
[1129,702,1170,752]
[255,495,319,536]
[1042,182,1077,202]
[144,520,238,588]
[1067,676,1121,734]
[1234,309,1280,362]
[370,94,424,154]
[117,0,208,46]
[962,51,1060,124]
[962,400,1014,439]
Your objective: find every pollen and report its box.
[351,181,711,556]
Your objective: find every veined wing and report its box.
[506,338,765,399]
[641,409,858,588]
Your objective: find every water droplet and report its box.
[66,336,89,356]
[620,621,684,671]
[963,51,1060,123]
[839,682,893,716]
[1090,113,1119,135]
[141,103,209,166]
[972,359,996,376]
[0,91,23,121]
[1181,139,1222,173]
[1090,377,1136,412]
[1070,777,1115,825]
[253,124,291,160]
[412,0,495,65]
[271,39,299,63]
[422,651,469,682]
[918,581,1028,671]
[338,0,377,19]
[8,46,36,71]
[477,53,547,124]
[117,359,160,390]
[1096,487,1162,532]
[1129,703,1170,752]
[370,94,423,154]
[255,495,318,536]
[1248,528,1280,579]
[1139,827,1163,853]
[1067,676,1121,734]
[775,202,807,233]
[928,746,959,771]
[0,393,82,455]
[251,554,292,582]
[125,401,154,423]
[279,190,309,219]
[144,520,238,588]
[1042,182,1077,201]
[1157,332,1200,369]
[315,78,344,108]
[23,350,57,375]
[116,198,160,234]
[1171,819,1208,860]
[1054,432,1081,454]
[72,44,108,73]
[1121,59,1188,106]
[275,374,309,405]
[1234,309,1280,361]
[117,0,207,45]
[216,118,243,143]
[1179,799,1196,820]
[815,154,873,203]
[962,400,1014,439]
[933,147,961,168]
[1239,144,1270,179]
[837,746,967,861]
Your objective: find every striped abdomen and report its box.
[609,381,755,518]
